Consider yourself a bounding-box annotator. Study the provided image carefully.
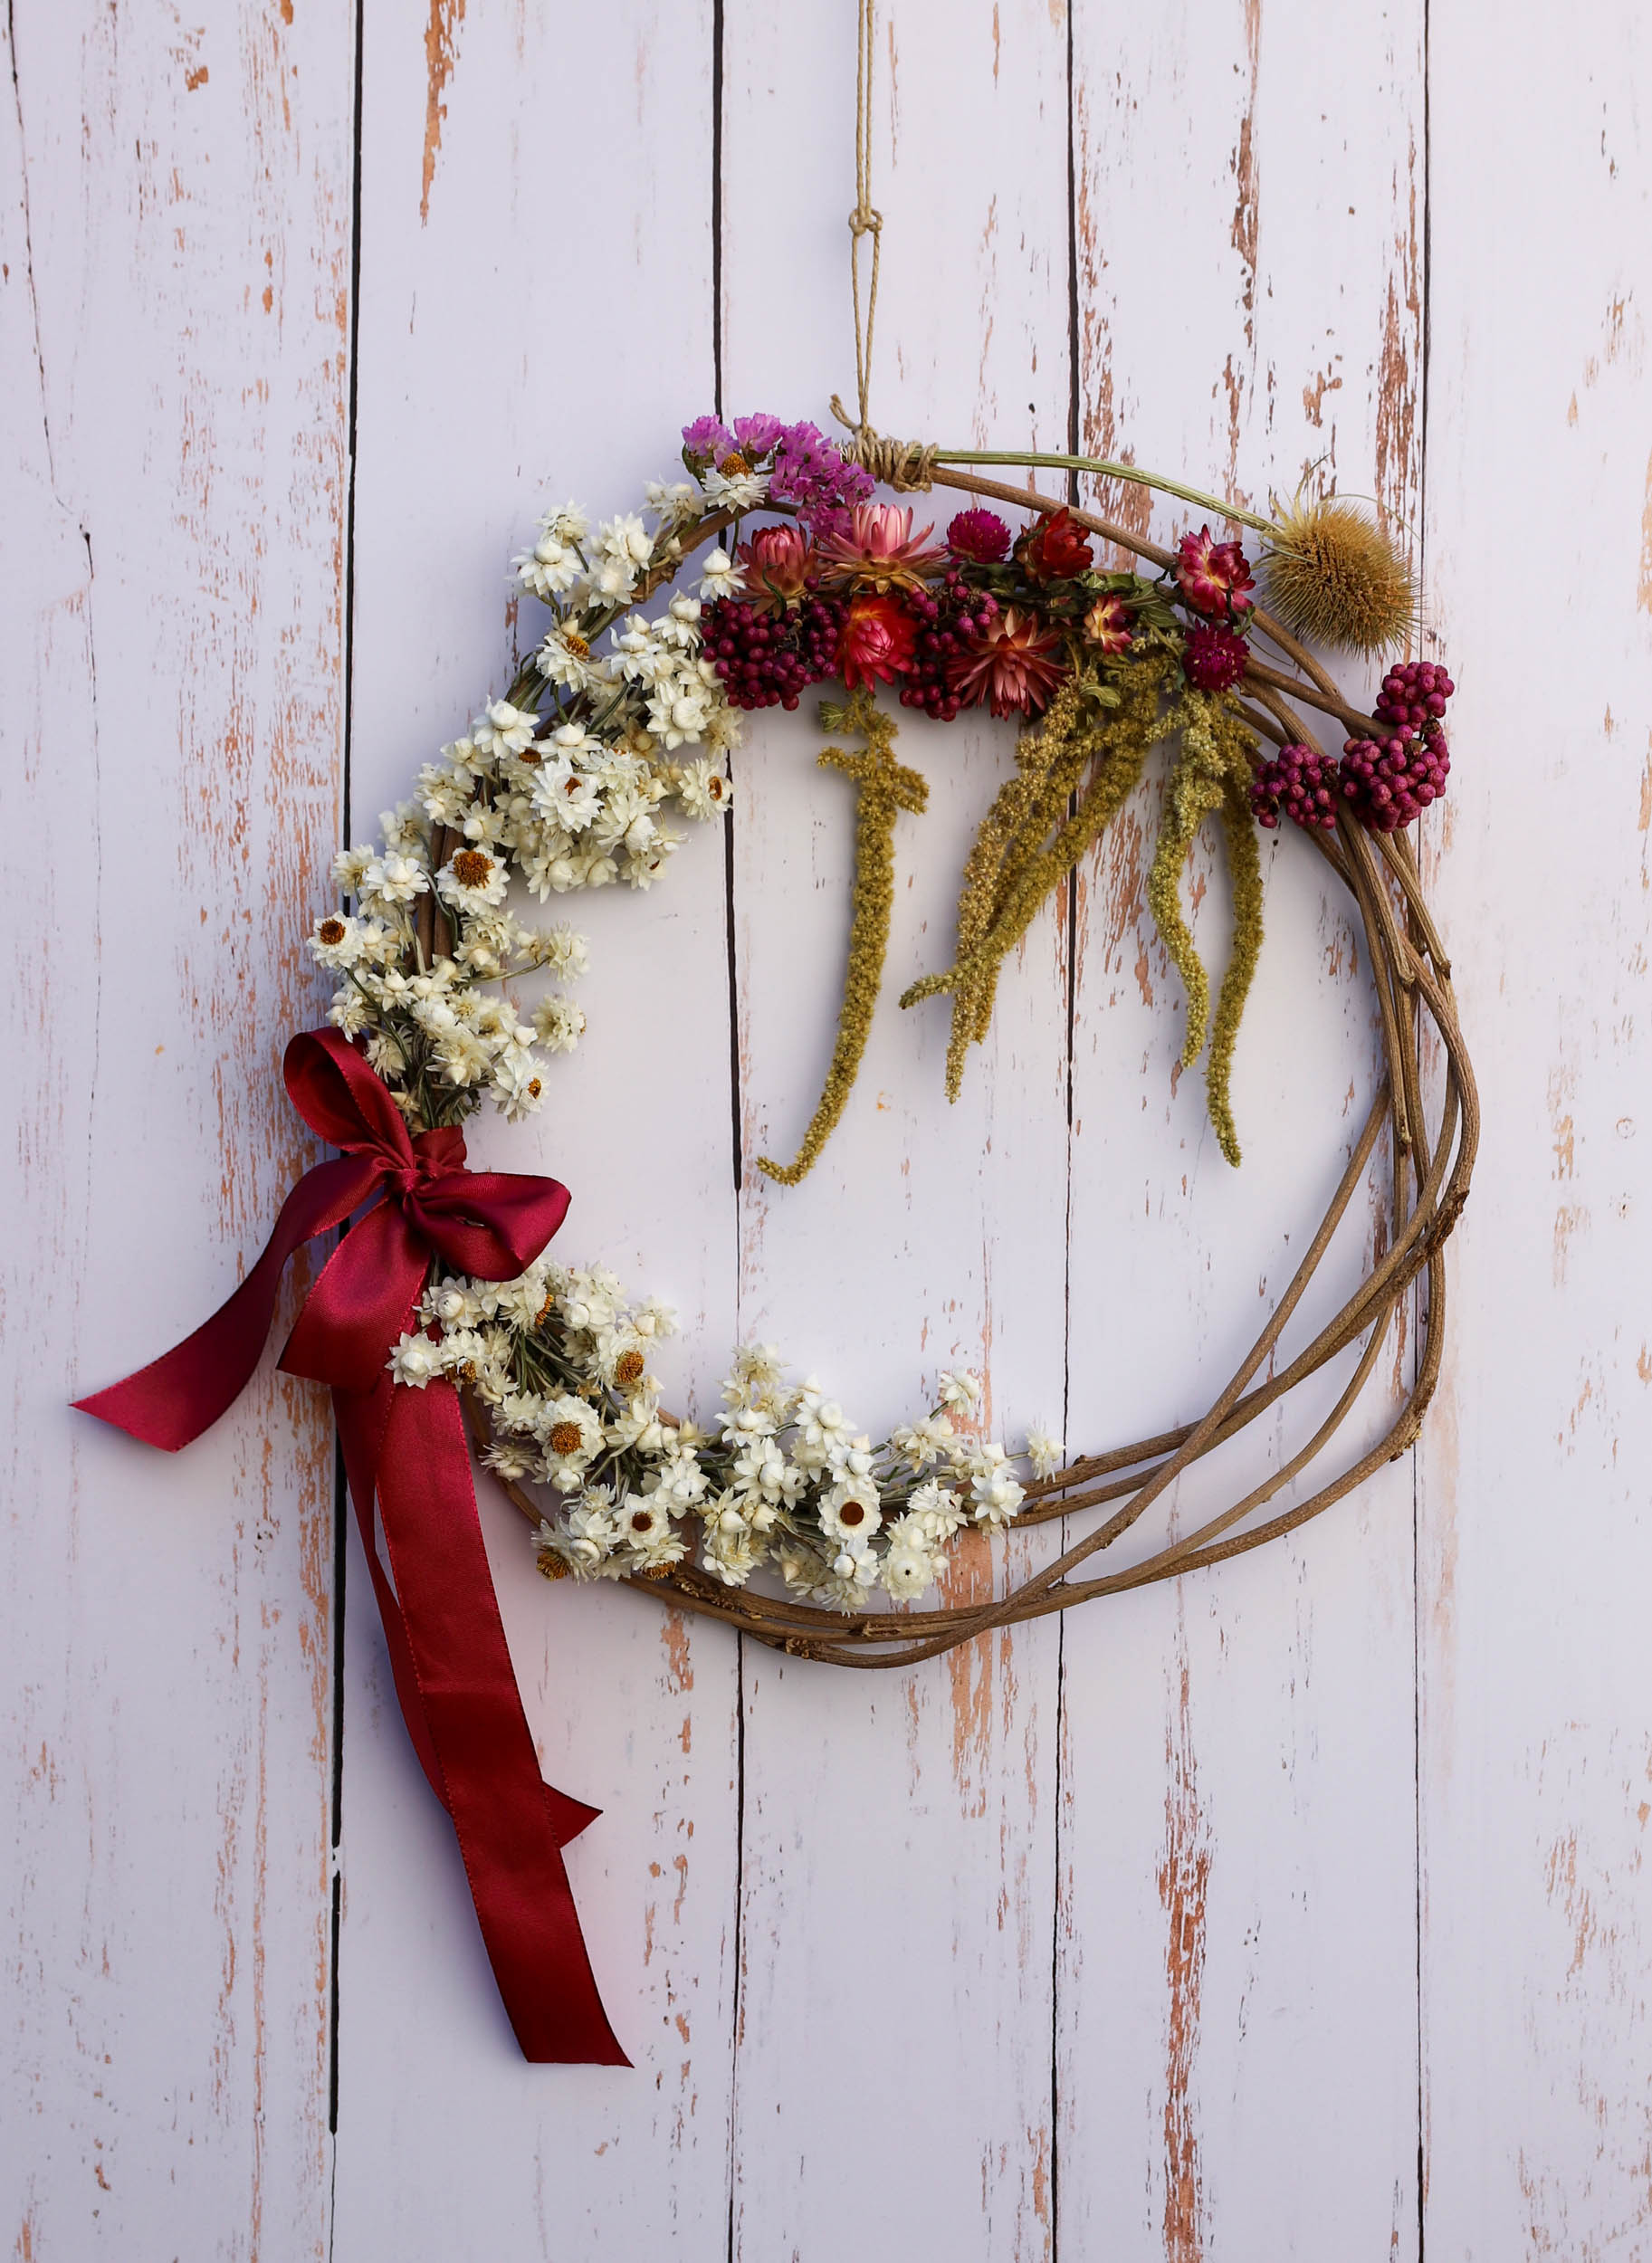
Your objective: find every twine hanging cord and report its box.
[846,0,881,434]
[823,0,942,491]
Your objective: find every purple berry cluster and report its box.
[899,575,1003,722]
[1339,729,1451,832]
[1251,744,1342,832]
[1253,656,1457,836]
[1373,659,1454,731]
[702,590,847,711]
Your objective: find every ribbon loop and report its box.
[72,1027,625,2066]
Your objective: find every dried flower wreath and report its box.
[76,414,1476,2064]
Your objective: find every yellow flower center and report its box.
[451,848,493,888]
[548,1420,585,1456]
[613,1349,645,1387]
[317,917,347,945]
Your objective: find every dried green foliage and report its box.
[902,654,1179,1099]
[757,692,928,1186]
[900,657,1264,1166]
[1144,693,1265,1166]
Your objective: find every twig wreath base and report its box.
[456,436,1477,1668]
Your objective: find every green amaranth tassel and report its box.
[757,692,927,1185]
[902,653,1179,1098]
[1143,693,1264,1166]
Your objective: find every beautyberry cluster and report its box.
[702,591,847,711]
[1339,729,1451,832]
[1373,659,1454,731]
[899,575,1003,721]
[1252,658,1456,835]
[1251,744,1342,832]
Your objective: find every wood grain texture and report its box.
[6,3,1647,2257]
[720,11,1069,2256]
[329,6,742,2256]
[1418,5,1652,2255]
[1,1,353,2253]
[1057,5,1428,2253]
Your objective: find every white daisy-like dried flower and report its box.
[937,1369,983,1418]
[696,546,745,603]
[492,1053,547,1123]
[531,995,586,1055]
[471,699,540,759]
[538,622,597,692]
[881,1520,936,1600]
[361,850,429,907]
[1026,1426,1063,1481]
[308,912,364,969]
[676,758,731,822]
[970,1466,1026,1529]
[332,844,375,896]
[597,512,653,570]
[701,464,769,511]
[540,1393,603,1482]
[387,1333,444,1389]
[818,1475,882,1543]
[436,845,509,917]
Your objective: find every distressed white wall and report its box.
[3,3,1648,2258]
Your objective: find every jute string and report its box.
[826,0,941,492]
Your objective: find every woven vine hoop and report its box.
[475,453,1479,1669]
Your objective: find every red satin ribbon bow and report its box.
[74,1026,627,2067]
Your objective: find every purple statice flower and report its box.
[682,413,733,470]
[766,419,874,535]
[731,411,786,459]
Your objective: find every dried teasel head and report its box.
[1262,492,1418,658]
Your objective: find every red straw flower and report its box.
[948,606,1066,718]
[1176,524,1256,617]
[1023,507,1094,582]
[838,593,918,688]
[737,523,816,613]
[1082,592,1135,656]
[817,502,947,595]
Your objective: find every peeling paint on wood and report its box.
[9,1,1652,2256]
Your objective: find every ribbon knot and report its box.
[73,1026,627,2066]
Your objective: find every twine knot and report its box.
[827,398,939,492]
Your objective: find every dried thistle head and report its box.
[1263,492,1418,657]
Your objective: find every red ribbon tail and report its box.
[358,1380,628,2066]
[73,1153,381,1451]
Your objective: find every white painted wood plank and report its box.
[1058,5,1428,2253]
[719,7,1071,2257]
[1,2,353,2253]
[329,7,743,2254]
[18,5,1652,2256]
[1418,8,1652,2254]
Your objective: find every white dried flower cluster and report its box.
[385,1257,1059,1612]
[307,475,743,1126]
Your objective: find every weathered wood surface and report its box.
[3,3,1647,2257]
